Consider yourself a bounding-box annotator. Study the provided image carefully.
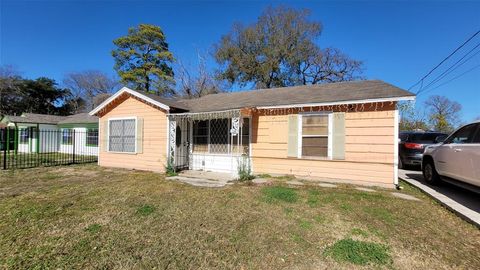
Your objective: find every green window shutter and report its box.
[101,121,108,152]
[136,118,144,154]
[332,112,345,160]
[287,115,299,157]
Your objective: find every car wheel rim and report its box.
[424,165,432,181]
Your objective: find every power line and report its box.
[408,29,480,92]
[417,42,480,95]
[418,63,480,96]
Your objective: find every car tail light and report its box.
[404,143,424,149]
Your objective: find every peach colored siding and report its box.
[251,102,396,187]
[98,95,168,172]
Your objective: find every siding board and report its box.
[99,96,168,172]
[251,105,396,187]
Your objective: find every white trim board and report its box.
[257,96,415,110]
[89,87,170,115]
[393,109,399,187]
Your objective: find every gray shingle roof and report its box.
[5,113,67,124]
[58,113,98,124]
[3,113,98,125]
[134,91,190,111]
[174,80,414,113]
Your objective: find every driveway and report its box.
[399,168,480,226]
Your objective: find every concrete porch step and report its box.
[166,176,231,188]
[177,170,236,182]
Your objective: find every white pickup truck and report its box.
[422,121,480,191]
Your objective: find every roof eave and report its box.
[89,87,171,116]
[256,95,415,110]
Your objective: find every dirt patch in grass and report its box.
[0,166,479,269]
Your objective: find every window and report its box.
[19,128,29,143]
[193,120,208,153]
[62,129,73,145]
[192,118,250,155]
[472,124,480,143]
[86,129,98,146]
[209,119,230,153]
[301,114,329,157]
[109,119,136,153]
[445,124,476,144]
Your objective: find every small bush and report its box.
[165,158,177,177]
[324,238,392,266]
[137,204,155,216]
[262,186,298,203]
[238,155,254,181]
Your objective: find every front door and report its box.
[175,120,189,170]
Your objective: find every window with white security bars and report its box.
[109,119,136,153]
[192,118,250,155]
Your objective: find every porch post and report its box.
[168,118,176,166]
[231,116,240,154]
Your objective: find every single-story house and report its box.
[0,113,99,155]
[89,80,415,188]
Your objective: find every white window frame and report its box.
[298,112,333,159]
[107,116,138,154]
[19,128,29,144]
[61,128,73,145]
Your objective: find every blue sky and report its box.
[1,0,479,121]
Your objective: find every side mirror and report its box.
[435,135,447,143]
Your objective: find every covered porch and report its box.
[167,109,252,176]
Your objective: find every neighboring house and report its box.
[0,113,98,155]
[57,113,99,156]
[89,80,415,188]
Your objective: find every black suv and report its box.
[399,131,447,169]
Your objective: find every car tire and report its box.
[398,156,404,169]
[423,160,440,185]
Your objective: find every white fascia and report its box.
[257,96,415,110]
[89,87,170,115]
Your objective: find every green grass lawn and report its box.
[0,165,479,269]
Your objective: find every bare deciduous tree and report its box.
[398,101,429,131]
[0,65,21,115]
[63,70,119,112]
[295,47,363,85]
[214,6,364,89]
[176,54,225,98]
[425,95,462,133]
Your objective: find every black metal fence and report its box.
[1,128,98,170]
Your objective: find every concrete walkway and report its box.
[166,170,235,188]
[399,169,480,228]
